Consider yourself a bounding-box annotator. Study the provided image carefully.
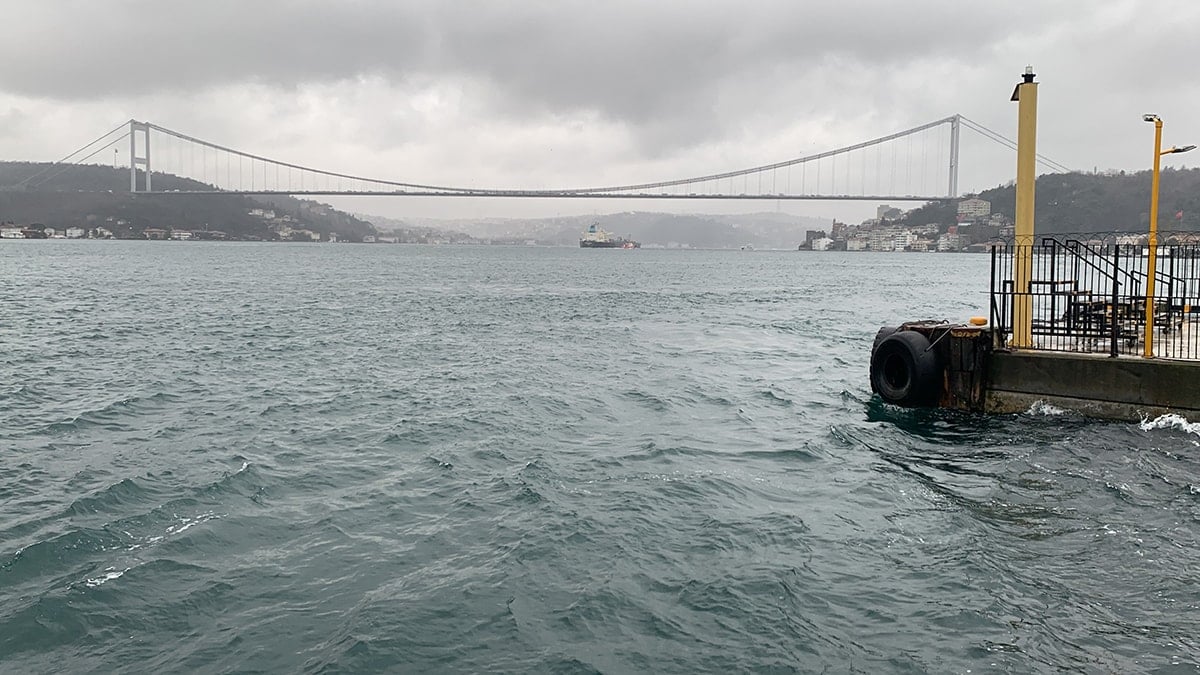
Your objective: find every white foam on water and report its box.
[164,511,220,535]
[126,512,222,551]
[1139,413,1200,437]
[84,566,130,588]
[1026,400,1068,416]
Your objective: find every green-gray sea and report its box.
[3,241,1198,673]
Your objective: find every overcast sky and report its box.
[1,0,1197,223]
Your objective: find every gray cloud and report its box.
[0,2,1070,121]
[1,0,1198,222]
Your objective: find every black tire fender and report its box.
[871,326,899,354]
[869,330,943,407]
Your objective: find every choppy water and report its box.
[2,241,1199,673]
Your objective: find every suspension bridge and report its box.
[10,115,1070,202]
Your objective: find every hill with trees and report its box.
[7,160,1196,244]
[0,162,377,241]
[901,167,1200,234]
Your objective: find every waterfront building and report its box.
[957,197,991,220]
[937,233,962,251]
[876,204,903,220]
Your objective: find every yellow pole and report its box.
[1011,68,1038,348]
[1143,118,1163,357]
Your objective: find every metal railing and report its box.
[990,235,1200,359]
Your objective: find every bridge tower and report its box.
[948,114,961,198]
[129,120,151,192]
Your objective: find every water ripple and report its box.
[3,243,1199,672]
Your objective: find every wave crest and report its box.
[1139,413,1200,436]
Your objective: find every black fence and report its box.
[990,236,1200,359]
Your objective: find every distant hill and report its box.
[18,161,1187,245]
[354,213,479,244]
[0,162,377,241]
[384,211,838,248]
[901,167,1200,234]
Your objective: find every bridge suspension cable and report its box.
[133,116,967,200]
[17,122,131,190]
[558,116,962,194]
[13,114,1073,201]
[957,115,1072,173]
[142,122,480,195]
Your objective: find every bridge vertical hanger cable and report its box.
[846,147,851,195]
[937,123,945,197]
[890,139,896,196]
[921,128,928,197]
[916,128,922,196]
[906,135,912,195]
[945,123,950,195]
[861,147,866,196]
[27,114,1068,199]
[926,122,933,194]
[878,141,888,194]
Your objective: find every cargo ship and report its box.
[579,223,640,249]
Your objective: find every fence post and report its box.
[1048,239,1058,350]
[1110,244,1120,358]
[990,244,998,331]
[1167,248,1176,356]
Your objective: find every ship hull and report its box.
[579,222,639,248]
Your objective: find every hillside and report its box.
[902,167,1200,234]
[0,162,377,241]
[10,161,1190,245]
[388,211,837,248]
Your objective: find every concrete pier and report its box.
[869,322,1200,421]
[868,68,1200,422]
[984,350,1200,419]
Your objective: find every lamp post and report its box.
[1141,113,1195,357]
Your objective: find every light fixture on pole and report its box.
[1141,114,1194,357]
